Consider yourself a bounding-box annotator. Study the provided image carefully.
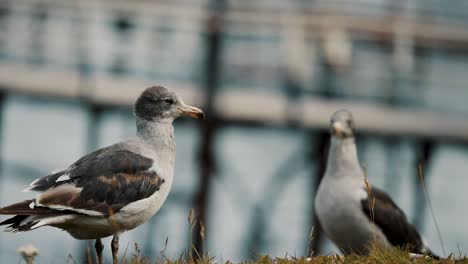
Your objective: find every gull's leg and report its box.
[95,239,104,264]
[111,235,119,264]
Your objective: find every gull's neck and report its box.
[136,117,175,152]
[325,136,361,179]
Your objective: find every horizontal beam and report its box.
[1,64,468,142]
[8,0,468,50]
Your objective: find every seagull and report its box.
[315,109,437,257]
[0,86,205,264]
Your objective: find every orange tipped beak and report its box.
[178,104,205,119]
[331,122,344,136]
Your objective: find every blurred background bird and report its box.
[315,109,438,257]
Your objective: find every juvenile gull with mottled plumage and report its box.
[315,109,438,257]
[0,86,205,264]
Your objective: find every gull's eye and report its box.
[164,98,175,105]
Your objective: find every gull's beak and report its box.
[331,121,344,136]
[178,103,205,119]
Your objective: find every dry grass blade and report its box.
[309,226,315,241]
[362,163,378,243]
[87,243,92,264]
[362,163,375,223]
[200,221,206,242]
[66,253,77,264]
[306,226,315,257]
[187,208,198,259]
[418,163,446,257]
[370,197,376,223]
[200,221,207,256]
[188,208,197,228]
[160,237,169,257]
[119,242,130,264]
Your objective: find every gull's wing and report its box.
[361,186,424,253]
[26,143,147,192]
[1,144,165,217]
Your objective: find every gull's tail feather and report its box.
[0,199,61,215]
[0,200,39,232]
[0,215,39,233]
[0,200,36,215]
[0,200,72,233]
[0,215,28,227]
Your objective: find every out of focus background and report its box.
[1,0,468,262]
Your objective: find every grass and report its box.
[21,226,468,264]
[124,251,467,264]
[118,204,467,264]
[118,241,468,264]
[87,199,465,264]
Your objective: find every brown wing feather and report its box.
[34,171,165,215]
[27,145,153,192]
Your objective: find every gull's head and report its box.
[135,86,205,122]
[329,109,355,139]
